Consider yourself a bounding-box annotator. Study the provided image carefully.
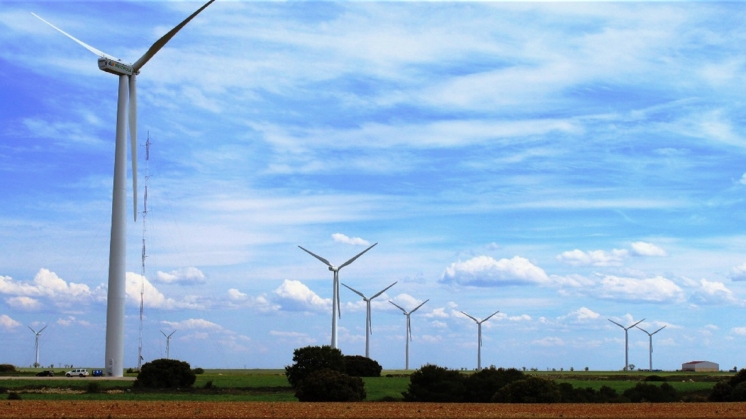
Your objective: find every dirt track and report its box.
[2,401,746,419]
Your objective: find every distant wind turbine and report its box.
[636,324,666,372]
[161,330,176,360]
[342,281,397,358]
[32,0,215,377]
[461,310,500,370]
[298,243,378,348]
[390,299,429,370]
[28,325,48,368]
[608,318,644,371]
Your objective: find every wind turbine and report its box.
[32,1,215,377]
[636,324,666,372]
[390,299,429,370]
[460,310,500,370]
[161,330,176,360]
[28,325,48,368]
[298,243,378,348]
[342,281,397,358]
[608,318,644,371]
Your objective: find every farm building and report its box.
[682,361,719,372]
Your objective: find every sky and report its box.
[2,0,746,373]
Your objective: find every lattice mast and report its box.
[137,134,151,371]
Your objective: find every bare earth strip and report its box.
[2,402,746,419]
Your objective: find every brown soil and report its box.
[2,401,746,419]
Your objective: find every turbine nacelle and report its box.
[98,58,135,76]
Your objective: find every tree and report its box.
[344,355,382,377]
[402,364,466,402]
[463,367,525,403]
[623,382,678,403]
[710,369,746,401]
[134,359,196,388]
[285,345,345,389]
[492,376,561,403]
[295,368,366,402]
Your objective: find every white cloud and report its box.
[126,272,205,310]
[331,233,370,246]
[227,288,279,313]
[389,293,429,312]
[690,279,741,305]
[728,263,746,281]
[162,318,222,331]
[0,314,21,330]
[0,269,96,308]
[56,316,90,327]
[441,255,549,286]
[630,242,667,257]
[532,337,565,347]
[597,275,685,303]
[557,249,628,266]
[740,173,746,185]
[6,296,41,310]
[732,327,746,336]
[155,267,206,285]
[273,279,330,313]
[560,307,601,323]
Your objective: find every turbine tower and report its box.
[390,299,429,370]
[161,330,176,360]
[298,243,378,348]
[342,281,397,358]
[28,325,47,368]
[636,324,666,372]
[460,310,500,370]
[32,0,215,377]
[608,318,644,371]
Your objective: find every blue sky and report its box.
[2,1,746,372]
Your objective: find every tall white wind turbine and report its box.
[390,299,428,370]
[342,281,397,358]
[608,318,644,371]
[636,324,666,372]
[32,1,215,377]
[461,310,499,370]
[161,330,177,360]
[28,325,48,368]
[298,243,378,349]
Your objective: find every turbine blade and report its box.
[298,246,333,267]
[129,74,138,221]
[132,0,215,71]
[39,325,48,333]
[653,325,666,335]
[371,281,397,300]
[338,242,377,270]
[389,301,407,313]
[629,319,645,329]
[607,319,624,328]
[341,283,365,299]
[483,310,500,323]
[461,311,479,323]
[160,330,167,337]
[410,299,429,314]
[636,325,650,335]
[31,13,122,61]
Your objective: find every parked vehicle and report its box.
[35,370,54,377]
[92,369,103,377]
[65,368,89,377]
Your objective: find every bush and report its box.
[402,364,465,402]
[644,375,667,382]
[86,382,101,394]
[463,367,525,403]
[285,345,345,389]
[623,382,678,403]
[0,364,16,373]
[344,355,382,377]
[710,369,746,401]
[492,376,561,403]
[134,359,196,389]
[729,381,746,402]
[7,392,21,400]
[192,367,205,375]
[295,368,366,402]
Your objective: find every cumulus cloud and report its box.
[740,173,746,185]
[690,279,741,305]
[560,307,601,323]
[155,267,206,285]
[630,242,667,257]
[126,272,205,310]
[227,288,279,313]
[0,269,98,308]
[532,336,565,346]
[0,314,21,330]
[332,233,370,246]
[556,249,628,266]
[441,256,549,286]
[728,263,746,281]
[273,279,330,313]
[732,327,746,336]
[597,275,685,303]
[162,318,223,331]
[57,316,91,327]
[389,293,429,312]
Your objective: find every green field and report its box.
[0,369,731,402]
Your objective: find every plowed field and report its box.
[2,401,746,419]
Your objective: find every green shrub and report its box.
[729,382,746,402]
[710,369,746,401]
[134,359,196,389]
[86,382,101,394]
[192,367,205,375]
[344,355,382,377]
[623,382,678,402]
[402,364,465,402]
[295,368,366,402]
[463,367,525,402]
[644,375,666,382]
[492,376,561,403]
[7,392,21,400]
[0,364,16,373]
[285,345,345,389]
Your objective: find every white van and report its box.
[65,368,89,377]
